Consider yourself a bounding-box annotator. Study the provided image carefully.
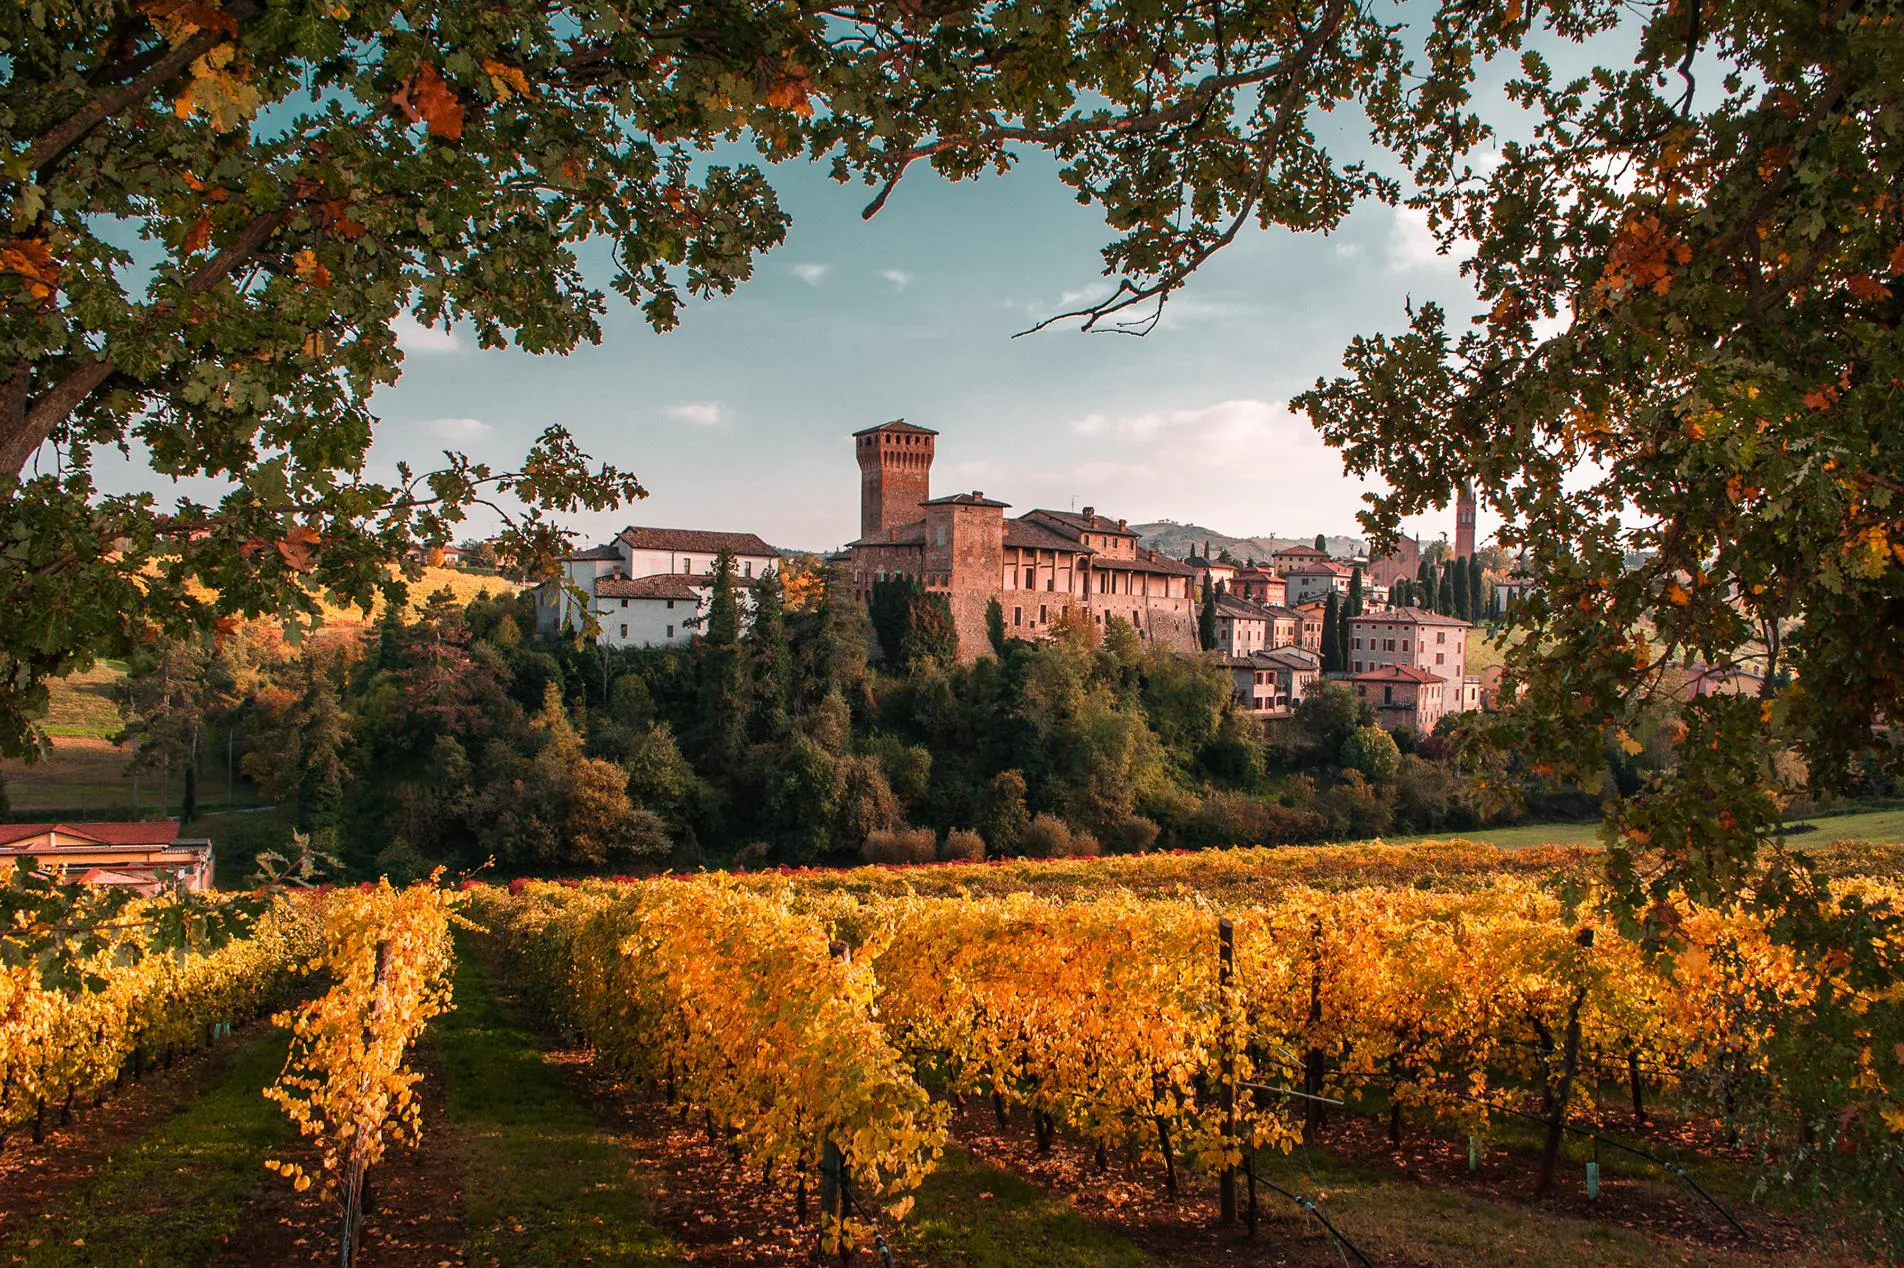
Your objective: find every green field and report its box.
[1430,806,1904,850]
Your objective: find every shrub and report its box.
[1105,814,1161,854]
[733,840,774,869]
[862,826,937,865]
[939,828,987,862]
[1340,724,1402,783]
[1018,813,1074,858]
[1184,791,1329,848]
[1068,830,1103,858]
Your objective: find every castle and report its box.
[845,420,1201,657]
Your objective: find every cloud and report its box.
[1070,399,1309,453]
[1386,206,1475,273]
[392,313,462,353]
[416,417,493,440]
[791,263,831,286]
[1333,241,1365,259]
[880,268,914,291]
[662,401,724,427]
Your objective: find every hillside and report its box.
[1131,521,1368,563]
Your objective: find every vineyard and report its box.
[1,841,1900,1266]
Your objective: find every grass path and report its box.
[437,950,689,1267]
[0,1027,293,1268]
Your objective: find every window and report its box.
[1437,631,1447,644]
[666,599,675,610]
[743,561,753,578]
[683,558,693,573]
[937,525,947,546]
[1383,685,1393,705]
[1385,638,1395,652]
[1039,604,1048,624]
[666,624,675,638]
[1354,660,1363,672]
[1046,576,1055,591]
[1436,652,1445,665]
[1353,636,1361,650]
[620,624,628,639]
[620,598,628,608]
[1013,606,1023,626]
[1025,567,1036,588]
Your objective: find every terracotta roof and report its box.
[1025,509,1138,538]
[1261,646,1322,670]
[595,573,704,600]
[1256,604,1305,621]
[1351,664,1445,684]
[0,821,182,849]
[564,544,624,562]
[1273,544,1330,559]
[615,526,778,557]
[922,491,1010,508]
[1232,566,1278,580]
[1005,519,1091,552]
[852,418,938,437]
[1282,560,1352,577]
[1351,605,1472,628]
[1216,594,1273,619]
[1094,550,1196,576]
[847,520,928,548]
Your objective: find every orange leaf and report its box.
[404,63,465,141]
[0,238,60,300]
[1504,0,1524,23]
[1847,275,1890,303]
[183,211,211,255]
[764,62,815,117]
[276,524,321,573]
[1665,580,1691,606]
[1891,241,1904,276]
[483,57,531,100]
[293,248,331,288]
[139,0,240,39]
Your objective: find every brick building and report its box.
[846,421,1200,656]
[0,822,213,893]
[1346,606,1483,732]
[1225,646,1322,715]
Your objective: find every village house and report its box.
[1183,551,1238,588]
[1347,606,1483,732]
[1292,600,1328,652]
[535,526,780,648]
[1229,566,1287,607]
[0,822,213,893]
[1226,646,1323,715]
[846,421,1200,656]
[1281,559,1354,604]
[1270,543,1331,571]
[1349,665,1458,733]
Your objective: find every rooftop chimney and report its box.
[1118,518,1128,531]
[973,490,984,499]
[1082,505,1095,523]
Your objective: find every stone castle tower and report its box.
[855,419,937,540]
[1455,485,1477,559]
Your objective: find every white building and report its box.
[535,526,780,648]
[1281,560,1353,604]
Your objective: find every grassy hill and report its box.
[1131,521,1367,563]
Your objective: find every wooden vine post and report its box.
[1218,916,1238,1227]
[818,941,853,1264]
[340,939,390,1268]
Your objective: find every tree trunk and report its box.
[1536,990,1587,1196]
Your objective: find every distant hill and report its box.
[1131,522,1368,564]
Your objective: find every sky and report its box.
[82,15,1623,558]
[366,156,1487,555]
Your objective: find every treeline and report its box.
[106,552,1530,878]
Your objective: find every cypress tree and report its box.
[1315,532,1328,554]
[1422,562,1438,613]
[1336,595,1352,670]
[1199,573,1219,651]
[748,566,792,738]
[1321,590,1340,672]
[1469,555,1485,623]
[695,549,748,766]
[985,596,1007,655]
[1347,565,1364,619]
